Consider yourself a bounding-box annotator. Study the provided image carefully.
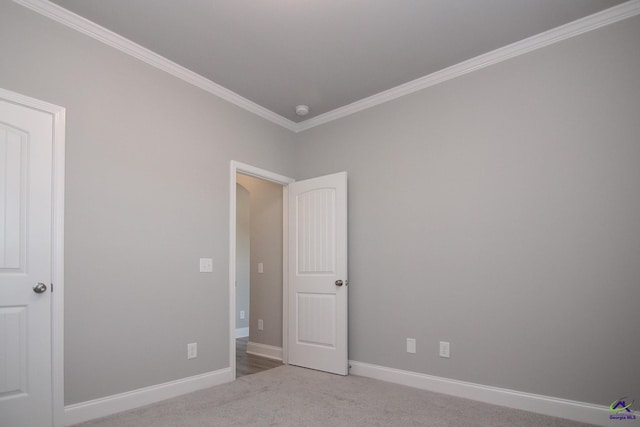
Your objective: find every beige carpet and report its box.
[73,365,599,427]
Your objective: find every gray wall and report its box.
[235,184,250,330]
[2,0,639,411]
[236,174,284,348]
[294,16,640,406]
[0,2,295,405]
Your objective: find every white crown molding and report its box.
[12,0,299,132]
[296,0,640,132]
[14,0,640,134]
[350,361,621,427]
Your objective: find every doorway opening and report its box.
[230,162,349,378]
[235,173,283,377]
[229,162,294,379]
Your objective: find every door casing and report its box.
[229,161,294,378]
[0,88,65,427]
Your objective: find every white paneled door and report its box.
[0,98,54,426]
[288,172,348,375]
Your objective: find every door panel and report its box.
[297,293,336,347]
[288,172,347,375]
[296,188,336,274]
[0,99,53,427]
[0,124,27,270]
[0,306,27,396]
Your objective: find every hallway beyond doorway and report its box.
[235,338,282,378]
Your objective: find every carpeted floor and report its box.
[73,365,599,427]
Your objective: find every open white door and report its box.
[0,98,54,426]
[287,172,348,375]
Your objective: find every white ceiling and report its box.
[44,0,627,125]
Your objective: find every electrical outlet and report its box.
[258,319,264,330]
[439,341,450,358]
[187,342,198,359]
[258,262,264,273]
[406,338,416,354]
[240,310,245,320]
[199,258,213,273]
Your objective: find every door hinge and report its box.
[51,283,53,293]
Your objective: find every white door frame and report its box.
[229,161,294,378]
[0,88,65,427]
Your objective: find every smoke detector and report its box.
[295,105,309,116]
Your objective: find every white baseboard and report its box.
[235,327,249,338]
[64,367,233,426]
[349,361,617,427]
[246,341,282,361]
[59,358,619,426]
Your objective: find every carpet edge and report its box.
[349,360,612,427]
[64,367,234,426]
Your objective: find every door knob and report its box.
[33,283,47,294]
[335,280,343,287]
